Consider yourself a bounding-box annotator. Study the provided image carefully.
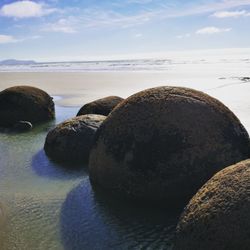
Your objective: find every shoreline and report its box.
[0,71,250,133]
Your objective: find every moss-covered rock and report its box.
[44,114,106,164]
[0,85,55,127]
[89,86,250,207]
[174,159,250,250]
[77,96,124,116]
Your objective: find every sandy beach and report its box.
[1,71,250,133]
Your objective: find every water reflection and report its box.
[32,149,87,180]
[60,179,180,250]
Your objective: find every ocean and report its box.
[0,54,249,73]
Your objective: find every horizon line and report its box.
[1,47,250,63]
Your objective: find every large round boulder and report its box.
[0,85,55,127]
[89,86,250,207]
[77,96,124,116]
[44,114,106,164]
[174,159,250,250]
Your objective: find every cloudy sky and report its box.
[0,0,250,61]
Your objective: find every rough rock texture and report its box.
[174,159,250,250]
[0,85,55,127]
[44,114,106,163]
[12,121,33,132]
[89,86,250,207]
[77,96,124,116]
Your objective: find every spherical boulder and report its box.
[77,96,124,116]
[89,86,250,207]
[174,159,250,250]
[44,114,106,164]
[0,85,55,127]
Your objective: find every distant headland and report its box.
[0,59,37,65]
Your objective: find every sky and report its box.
[0,0,250,61]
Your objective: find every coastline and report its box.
[0,71,249,132]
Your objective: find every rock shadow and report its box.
[60,179,180,250]
[32,149,87,180]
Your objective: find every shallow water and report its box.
[0,105,180,250]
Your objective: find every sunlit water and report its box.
[0,105,180,250]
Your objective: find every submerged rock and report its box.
[174,159,250,250]
[0,85,55,127]
[77,96,124,116]
[12,121,33,132]
[44,114,106,164]
[89,86,250,207]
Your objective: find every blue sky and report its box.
[0,0,250,61]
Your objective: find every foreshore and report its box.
[0,72,176,106]
[0,71,250,132]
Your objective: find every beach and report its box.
[0,59,250,249]
[1,66,250,131]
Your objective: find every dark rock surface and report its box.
[44,114,106,164]
[174,159,250,250]
[77,96,124,116]
[240,76,250,82]
[12,121,32,132]
[89,86,250,207]
[0,85,55,127]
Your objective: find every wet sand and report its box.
[0,71,249,132]
[0,72,176,106]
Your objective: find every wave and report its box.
[0,57,249,72]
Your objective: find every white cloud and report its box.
[80,9,156,29]
[212,10,250,18]
[75,1,250,30]
[161,0,250,18]
[196,26,231,35]
[41,9,155,33]
[42,18,77,33]
[0,34,42,44]
[0,1,57,18]
[0,34,19,44]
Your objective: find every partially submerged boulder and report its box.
[77,96,124,116]
[0,85,55,127]
[174,159,250,250]
[44,114,106,164]
[89,86,250,207]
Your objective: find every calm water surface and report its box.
[0,105,179,250]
